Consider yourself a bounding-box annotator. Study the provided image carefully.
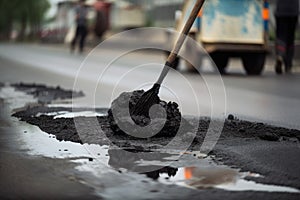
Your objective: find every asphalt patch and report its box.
[13,105,300,147]
[7,83,300,196]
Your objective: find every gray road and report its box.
[0,43,300,129]
[1,43,300,200]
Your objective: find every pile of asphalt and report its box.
[107,90,182,137]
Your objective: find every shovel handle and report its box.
[156,0,205,85]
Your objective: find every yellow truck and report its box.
[170,0,270,75]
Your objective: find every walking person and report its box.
[94,0,108,41]
[274,0,299,74]
[71,0,88,54]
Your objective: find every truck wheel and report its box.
[210,52,229,74]
[242,53,266,75]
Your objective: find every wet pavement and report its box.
[1,83,300,199]
[0,87,97,199]
[0,39,300,199]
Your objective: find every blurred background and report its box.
[0,0,299,43]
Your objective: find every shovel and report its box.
[132,0,205,117]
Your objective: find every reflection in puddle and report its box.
[107,148,300,193]
[36,111,69,117]
[157,166,299,193]
[181,167,238,188]
[54,111,107,119]
[35,111,107,119]
[108,148,179,174]
[47,104,74,108]
[157,166,237,189]
[144,166,178,180]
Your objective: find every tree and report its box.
[0,0,50,40]
[0,0,19,39]
[27,0,51,38]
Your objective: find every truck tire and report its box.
[242,53,266,75]
[210,52,229,74]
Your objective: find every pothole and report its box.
[1,83,300,198]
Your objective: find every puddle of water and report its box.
[47,104,80,108]
[216,179,300,193]
[161,166,239,188]
[12,116,109,159]
[54,111,107,119]
[157,166,300,193]
[36,111,69,117]
[0,86,108,161]
[96,147,300,193]
[35,111,107,119]
[11,116,300,194]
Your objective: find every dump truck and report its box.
[170,0,270,75]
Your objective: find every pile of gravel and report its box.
[107,90,181,137]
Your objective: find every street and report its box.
[0,43,299,129]
[1,41,300,199]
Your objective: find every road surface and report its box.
[1,42,300,199]
[0,43,299,129]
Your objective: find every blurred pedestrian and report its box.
[274,0,299,74]
[94,0,109,40]
[71,0,88,54]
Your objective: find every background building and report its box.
[125,0,184,27]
